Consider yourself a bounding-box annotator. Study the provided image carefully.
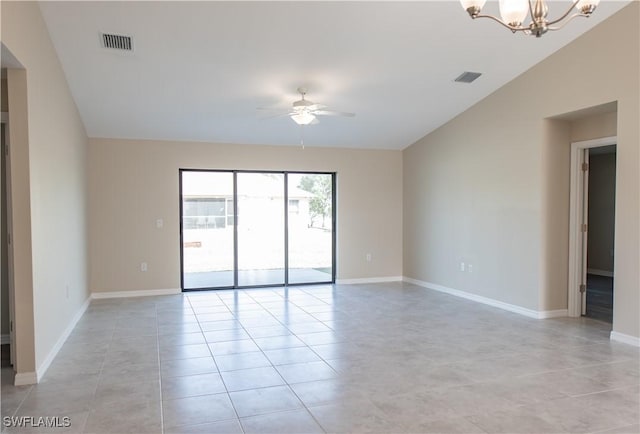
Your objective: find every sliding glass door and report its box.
[181,171,235,289]
[180,170,335,290]
[237,173,285,286]
[288,173,334,284]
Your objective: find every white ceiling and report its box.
[39,1,629,150]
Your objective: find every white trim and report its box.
[587,268,614,277]
[403,277,566,320]
[35,297,91,382]
[568,136,617,318]
[14,371,37,386]
[91,288,181,299]
[610,331,640,347]
[0,334,9,345]
[537,309,569,319]
[335,276,403,285]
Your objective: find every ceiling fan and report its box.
[258,87,355,126]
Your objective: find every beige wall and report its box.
[571,111,617,142]
[404,3,639,338]
[587,152,616,273]
[2,2,89,376]
[89,139,402,293]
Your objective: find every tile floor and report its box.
[1,282,639,433]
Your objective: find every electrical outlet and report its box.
[468,264,473,273]
[366,253,372,262]
[141,262,148,272]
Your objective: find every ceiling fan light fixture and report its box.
[291,111,316,125]
[293,100,313,110]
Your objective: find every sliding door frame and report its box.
[179,168,336,291]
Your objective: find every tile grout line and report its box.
[188,291,246,434]
[155,298,164,434]
[245,288,331,433]
[213,288,330,432]
[81,299,116,434]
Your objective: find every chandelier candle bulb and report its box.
[499,0,530,27]
[576,0,600,14]
[460,0,487,17]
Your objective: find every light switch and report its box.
[156,219,163,229]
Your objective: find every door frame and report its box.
[179,168,337,290]
[1,111,16,366]
[568,136,617,318]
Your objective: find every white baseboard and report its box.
[335,276,403,285]
[537,309,569,319]
[1,334,9,345]
[36,296,91,383]
[587,268,614,277]
[14,371,38,386]
[610,331,640,347]
[91,288,181,299]
[403,277,566,320]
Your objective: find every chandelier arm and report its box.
[548,13,590,30]
[547,0,582,26]
[474,14,527,32]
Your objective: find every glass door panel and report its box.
[181,171,234,288]
[237,173,285,286]
[288,173,333,284]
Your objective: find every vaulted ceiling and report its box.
[39,1,630,149]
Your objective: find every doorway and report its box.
[568,137,617,322]
[180,170,336,290]
[1,111,15,368]
[585,145,616,322]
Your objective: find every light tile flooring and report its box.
[1,282,639,434]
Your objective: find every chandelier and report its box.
[460,0,600,37]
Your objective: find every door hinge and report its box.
[579,284,586,293]
[582,162,589,172]
[581,224,588,233]
[10,321,13,332]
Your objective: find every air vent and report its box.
[454,71,482,84]
[101,33,133,51]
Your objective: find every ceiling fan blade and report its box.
[314,110,355,117]
[307,103,327,111]
[256,106,292,111]
[310,117,320,125]
[257,111,293,120]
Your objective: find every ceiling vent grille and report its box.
[454,71,482,83]
[101,33,132,51]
